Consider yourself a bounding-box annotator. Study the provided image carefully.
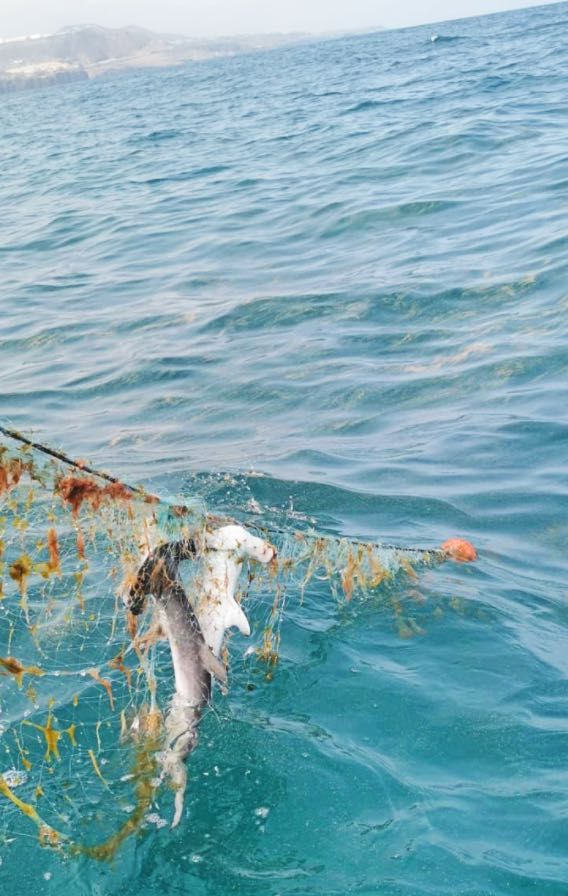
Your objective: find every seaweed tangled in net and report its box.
[0,435,450,858]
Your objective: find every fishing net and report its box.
[0,432,447,858]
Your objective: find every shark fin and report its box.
[226,599,251,637]
[199,643,228,687]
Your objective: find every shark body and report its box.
[126,540,227,825]
[124,523,275,826]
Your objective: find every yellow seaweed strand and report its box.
[24,711,62,762]
[0,744,160,863]
[88,749,108,786]
[0,655,44,688]
[0,775,60,849]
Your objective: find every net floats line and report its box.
[248,519,446,562]
[0,424,162,505]
[0,424,477,562]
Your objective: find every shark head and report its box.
[204,524,277,564]
[197,525,276,655]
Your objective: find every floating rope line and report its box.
[0,424,449,558]
[247,519,447,563]
[0,424,160,503]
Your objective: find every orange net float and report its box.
[441,538,478,563]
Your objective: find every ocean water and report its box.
[1,2,568,893]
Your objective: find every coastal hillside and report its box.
[0,23,312,91]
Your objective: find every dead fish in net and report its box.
[158,583,228,829]
[124,524,276,827]
[125,540,226,827]
[197,524,277,657]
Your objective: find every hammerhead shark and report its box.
[125,524,276,827]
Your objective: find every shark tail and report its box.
[169,758,188,829]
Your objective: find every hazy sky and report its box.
[0,0,559,39]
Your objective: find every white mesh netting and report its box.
[0,433,447,857]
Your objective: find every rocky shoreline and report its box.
[0,24,314,93]
[0,60,88,93]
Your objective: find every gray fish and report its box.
[127,540,227,827]
[126,538,198,616]
[158,577,228,827]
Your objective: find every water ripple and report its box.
[1,3,568,893]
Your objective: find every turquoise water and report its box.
[1,1,568,892]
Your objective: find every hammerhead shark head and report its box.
[197,524,277,656]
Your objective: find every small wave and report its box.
[430,34,463,44]
[143,165,230,185]
[343,99,383,114]
[146,128,181,142]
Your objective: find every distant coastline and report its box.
[0,60,88,92]
[0,23,383,93]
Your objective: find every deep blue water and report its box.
[1,2,568,893]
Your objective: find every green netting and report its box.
[0,435,445,858]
